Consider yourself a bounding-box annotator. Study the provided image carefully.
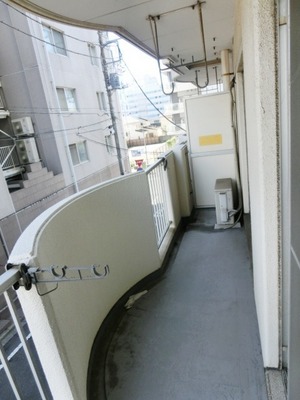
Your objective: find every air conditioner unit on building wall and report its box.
[16,138,40,164]
[109,73,121,89]
[214,178,235,229]
[12,117,34,136]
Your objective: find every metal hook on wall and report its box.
[92,264,109,278]
[51,265,67,279]
[149,15,175,96]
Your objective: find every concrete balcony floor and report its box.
[104,209,268,400]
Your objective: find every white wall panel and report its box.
[185,92,237,207]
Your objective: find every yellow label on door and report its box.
[199,134,223,146]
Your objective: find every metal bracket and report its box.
[6,263,110,295]
[148,0,209,92]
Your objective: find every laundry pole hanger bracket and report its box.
[148,15,175,95]
[148,1,209,93]
[6,263,110,296]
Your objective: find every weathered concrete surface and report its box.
[105,209,268,400]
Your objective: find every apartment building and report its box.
[0,3,129,265]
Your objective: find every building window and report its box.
[57,88,78,111]
[105,133,116,155]
[69,141,89,165]
[97,91,108,111]
[88,44,99,66]
[42,26,67,56]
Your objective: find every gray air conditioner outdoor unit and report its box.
[12,117,34,136]
[214,178,236,229]
[109,73,121,89]
[16,138,40,164]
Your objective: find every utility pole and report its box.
[98,31,124,175]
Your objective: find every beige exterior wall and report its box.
[233,0,280,367]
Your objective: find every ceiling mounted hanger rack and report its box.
[195,1,209,88]
[149,15,175,95]
[148,1,209,94]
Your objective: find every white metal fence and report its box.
[0,145,19,170]
[146,157,170,247]
[0,267,50,399]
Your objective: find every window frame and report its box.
[96,91,108,111]
[69,141,89,166]
[105,133,116,155]
[56,87,78,112]
[42,25,67,56]
[88,43,99,66]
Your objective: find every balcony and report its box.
[0,145,23,179]
[0,142,277,399]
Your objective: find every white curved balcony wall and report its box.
[8,149,187,400]
[10,175,160,399]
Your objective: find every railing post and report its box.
[146,157,171,247]
[0,267,50,399]
[0,339,23,400]
[4,290,48,400]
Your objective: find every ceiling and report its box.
[8,0,235,86]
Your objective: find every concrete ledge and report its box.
[265,369,287,400]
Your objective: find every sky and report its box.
[118,38,159,82]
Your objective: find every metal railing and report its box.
[146,157,171,247]
[0,266,49,399]
[0,145,19,170]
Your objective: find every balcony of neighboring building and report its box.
[0,143,23,181]
[0,89,22,180]
[0,110,10,120]
[0,88,10,120]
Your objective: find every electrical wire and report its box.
[76,132,128,153]
[0,118,113,142]
[0,19,103,60]
[0,7,118,63]
[2,104,127,117]
[0,0,101,47]
[0,4,120,65]
[0,3,186,134]
[0,0,119,62]
[0,159,129,222]
[5,108,111,116]
[77,131,168,156]
[0,121,171,154]
[122,58,186,132]
[0,22,169,126]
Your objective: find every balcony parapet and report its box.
[8,144,192,400]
